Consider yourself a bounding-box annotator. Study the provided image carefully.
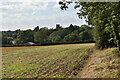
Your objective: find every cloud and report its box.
[1,0,61,2]
[32,11,37,15]
[1,2,49,12]
[1,1,86,31]
[2,11,86,30]
[53,2,61,8]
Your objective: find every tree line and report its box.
[59,2,120,50]
[1,24,94,46]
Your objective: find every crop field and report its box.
[2,43,94,78]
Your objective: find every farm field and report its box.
[2,43,94,78]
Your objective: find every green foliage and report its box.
[15,30,34,44]
[34,28,48,43]
[64,32,80,42]
[59,2,120,50]
[64,25,93,43]
[2,32,13,45]
[2,24,94,45]
[34,26,39,31]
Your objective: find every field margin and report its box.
[0,33,2,79]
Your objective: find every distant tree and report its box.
[79,25,93,42]
[0,33,1,46]
[34,26,39,31]
[52,35,62,43]
[34,27,48,43]
[79,31,91,42]
[69,24,74,29]
[2,24,94,45]
[2,33,13,44]
[15,31,25,44]
[25,30,34,42]
[56,24,62,30]
[64,32,80,42]
[15,30,34,44]
[48,30,62,43]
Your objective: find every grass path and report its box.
[75,48,120,78]
[76,48,101,78]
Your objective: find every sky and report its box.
[0,0,87,31]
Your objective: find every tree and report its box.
[64,32,80,42]
[15,30,34,44]
[34,27,48,43]
[48,30,62,43]
[56,24,62,30]
[2,36,12,45]
[79,31,91,42]
[59,1,120,51]
[34,26,39,31]
[2,32,13,45]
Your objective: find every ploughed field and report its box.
[2,43,94,78]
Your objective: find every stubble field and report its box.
[2,43,94,78]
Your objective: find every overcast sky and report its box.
[0,0,87,31]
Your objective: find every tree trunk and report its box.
[117,33,120,51]
[118,38,120,51]
[114,26,120,51]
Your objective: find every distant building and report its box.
[12,41,16,45]
[27,42,35,45]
